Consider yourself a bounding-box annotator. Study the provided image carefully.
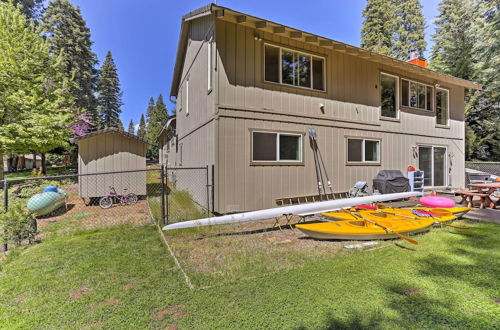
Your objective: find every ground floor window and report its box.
[252,131,302,162]
[347,138,380,163]
[418,145,447,186]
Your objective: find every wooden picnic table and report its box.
[458,182,500,209]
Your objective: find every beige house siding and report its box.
[77,131,147,198]
[217,116,465,212]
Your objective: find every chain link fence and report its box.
[465,161,500,185]
[0,166,211,252]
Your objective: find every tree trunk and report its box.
[18,156,25,170]
[32,152,37,169]
[0,151,4,181]
[6,157,13,173]
[41,153,46,175]
[11,156,18,172]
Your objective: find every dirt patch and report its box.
[123,283,133,291]
[162,325,179,330]
[69,286,93,300]
[153,303,186,320]
[493,298,500,304]
[104,298,120,305]
[36,184,151,234]
[81,321,103,329]
[402,287,421,296]
[14,295,26,304]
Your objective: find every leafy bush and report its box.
[0,202,37,246]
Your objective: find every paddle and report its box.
[342,209,418,245]
[373,209,469,230]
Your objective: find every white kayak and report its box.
[162,192,422,230]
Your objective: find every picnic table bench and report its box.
[456,182,500,209]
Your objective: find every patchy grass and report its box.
[0,220,499,328]
[5,166,73,180]
[146,170,206,224]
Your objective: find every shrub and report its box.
[0,202,37,246]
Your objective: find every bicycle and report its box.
[99,186,138,209]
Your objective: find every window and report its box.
[402,79,433,111]
[185,80,189,116]
[207,39,213,91]
[380,73,398,118]
[264,44,325,91]
[252,131,302,162]
[347,138,380,163]
[436,88,449,126]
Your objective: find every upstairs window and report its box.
[436,88,449,126]
[264,44,325,91]
[252,131,302,163]
[347,138,380,163]
[402,79,433,111]
[380,73,399,118]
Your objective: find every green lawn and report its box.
[0,220,499,329]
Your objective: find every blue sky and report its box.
[69,0,441,129]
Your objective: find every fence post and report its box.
[3,180,8,252]
[206,165,210,216]
[160,165,165,225]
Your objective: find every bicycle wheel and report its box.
[126,193,138,205]
[99,196,113,209]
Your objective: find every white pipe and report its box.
[162,192,421,230]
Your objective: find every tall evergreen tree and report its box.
[466,0,499,160]
[146,94,169,160]
[137,114,146,139]
[430,0,476,79]
[96,51,123,129]
[0,1,74,178]
[361,0,395,56]
[42,0,98,122]
[1,0,44,20]
[392,0,427,60]
[128,119,135,134]
[117,118,124,131]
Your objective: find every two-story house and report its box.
[159,4,481,214]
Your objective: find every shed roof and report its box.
[72,127,149,145]
[170,4,482,97]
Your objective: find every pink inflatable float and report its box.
[420,195,456,208]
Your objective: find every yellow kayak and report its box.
[296,214,434,240]
[412,206,471,218]
[322,207,462,223]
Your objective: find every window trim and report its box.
[185,79,189,116]
[207,38,213,93]
[346,137,381,165]
[250,130,304,165]
[435,87,450,127]
[401,78,434,111]
[263,43,326,92]
[379,72,400,120]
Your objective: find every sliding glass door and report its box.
[418,145,447,187]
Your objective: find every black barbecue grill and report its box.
[372,170,410,194]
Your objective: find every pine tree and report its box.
[137,114,146,139]
[2,0,44,20]
[146,94,169,160]
[42,0,98,122]
[128,119,135,134]
[430,0,476,79]
[466,0,499,160]
[0,1,74,178]
[392,0,427,60]
[117,118,124,131]
[360,0,396,56]
[96,51,123,129]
